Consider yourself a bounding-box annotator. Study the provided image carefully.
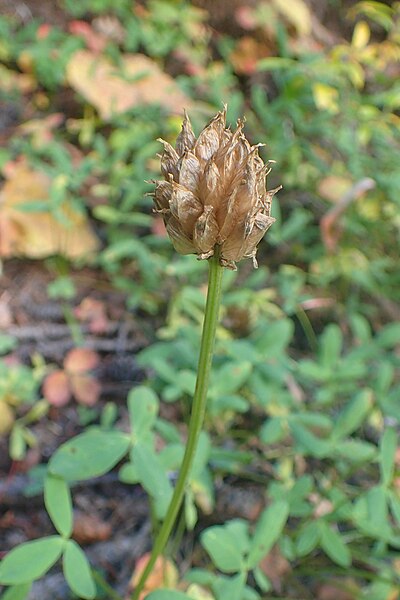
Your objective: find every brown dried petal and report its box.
[243,213,276,267]
[158,139,180,181]
[218,129,233,153]
[219,224,247,263]
[193,205,218,254]
[194,108,226,163]
[220,212,275,265]
[245,212,276,243]
[178,151,201,193]
[220,135,249,185]
[240,160,258,206]
[169,185,203,235]
[166,216,196,255]
[198,160,220,207]
[217,161,256,232]
[216,188,242,243]
[154,180,173,211]
[265,185,282,205]
[175,110,196,155]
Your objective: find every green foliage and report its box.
[0,583,32,600]
[44,475,73,538]
[63,540,96,600]
[48,429,130,481]
[200,502,290,578]
[0,537,65,585]
[0,359,48,459]
[146,592,192,600]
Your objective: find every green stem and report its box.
[132,250,223,600]
[92,569,124,600]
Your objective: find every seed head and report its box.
[153,106,281,269]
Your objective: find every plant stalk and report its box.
[132,249,223,599]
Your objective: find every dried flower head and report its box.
[153,106,281,269]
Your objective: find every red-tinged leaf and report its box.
[37,24,52,40]
[68,20,107,53]
[74,298,109,334]
[235,6,258,30]
[70,374,101,406]
[42,370,71,407]
[64,348,100,374]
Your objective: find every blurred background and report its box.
[0,1,400,599]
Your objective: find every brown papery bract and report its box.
[153,106,281,269]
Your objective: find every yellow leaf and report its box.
[273,0,312,36]
[186,584,215,600]
[352,21,370,49]
[0,64,36,93]
[0,162,99,259]
[346,61,365,89]
[312,83,339,114]
[0,401,15,435]
[66,50,192,120]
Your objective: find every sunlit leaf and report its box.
[352,21,370,49]
[312,83,339,113]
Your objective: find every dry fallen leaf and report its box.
[0,162,99,259]
[317,578,359,600]
[18,113,64,148]
[230,37,272,75]
[66,50,191,120]
[0,293,13,328]
[130,554,178,600]
[309,493,334,518]
[72,511,112,544]
[259,545,291,593]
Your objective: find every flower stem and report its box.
[132,250,223,600]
